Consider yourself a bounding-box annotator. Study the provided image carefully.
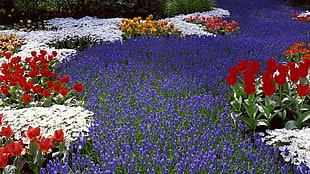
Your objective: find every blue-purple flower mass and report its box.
[42,0,310,173]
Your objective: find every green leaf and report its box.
[276,109,286,120]
[26,161,37,171]
[231,100,241,111]
[282,97,293,103]
[285,120,298,130]
[238,116,256,130]
[4,165,16,174]
[255,119,269,127]
[242,103,258,119]
[300,111,310,123]
[13,156,26,173]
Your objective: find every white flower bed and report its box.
[262,128,310,168]
[1,105,93,143]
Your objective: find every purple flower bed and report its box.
[42,0,310,173]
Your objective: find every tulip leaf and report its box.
[257,104,264,113]
[282,97,292,103]
[13,156,26,173]
[4,165,16,174]
[231,100,241,111]
[255,119,269,127]
[300,111,310,123]
[242,103,258,119]
[285,120,298,130]
[238,116,256,130]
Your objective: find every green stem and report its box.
[279,85,283,108]
[297,97,305,128]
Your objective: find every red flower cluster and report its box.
[0,115,65,168]
[185,14,240,35]
[0,50,84,104]
[226,59,310,97]
[225,59,260,95]
[292,13,310,22]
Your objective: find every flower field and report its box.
[1,0,310,173]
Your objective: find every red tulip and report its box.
[40,69,51,77]
[59,76,70,83]
[262,81,276,96]
[249,61,260,74]
[42,89,51,98]
[1,125,13,138]
[40,63,49,69]
[46,81,54,88]
[297,84,309,97]
[243,82,256,95]
[52,51,57,57]
[0,113,3,126]
[53,83,61,91]
[39,50,47,56]
[237,59,250,72]
[243,71,256,84]
[31,51,37,57]
[289,66,301,83]
[6,140,24,156]
[22,81,33,92]
[1,85,9,95]
[32,85,42,94]
[0,153,9,168]
[74,83,84,92]
[4,52,11,59]
[22,126,40,142]
[266,59,277,73]
[292,13,299,17]
[51,73,57,79]
[277,64,288,75]
[50,129,65,143]
[299,62,309,79]
[228,66,239,77]
[225,75,237,86]
[60,86,68,96]
[36,137,54,153]
[274,74,286,86]
[22,94,32,103]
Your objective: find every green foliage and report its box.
[48,35,104,51]
[0,19,54,31]
[162,0,216,17]
[1,0,214,24]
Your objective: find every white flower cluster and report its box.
[262,128,310,168]
[298,11,310,17]
[1,104,94,143]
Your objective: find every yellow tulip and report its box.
[126,28,132,34]
[148,14,154,20]
[150,27,157,34]
[161,27,168,33]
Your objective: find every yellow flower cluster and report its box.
[0,33,25,57]
[119,14,185,39]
